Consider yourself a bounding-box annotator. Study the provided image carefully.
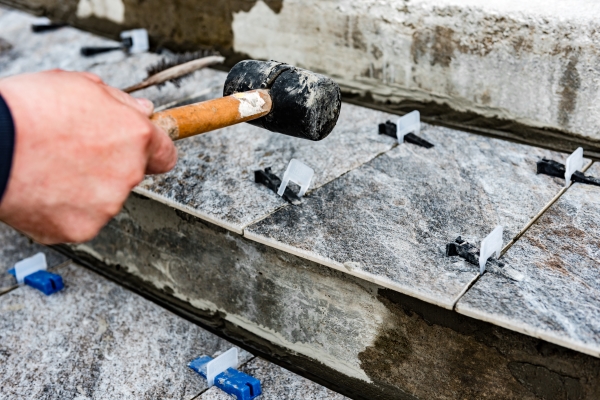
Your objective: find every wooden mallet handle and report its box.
[150,89,272,140]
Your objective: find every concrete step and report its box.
[0,223,347,400]
[4,0,600,154]
[3,6,600,399]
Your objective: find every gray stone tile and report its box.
[0,222,68,293]
[456,161,600,357]
[245,125,567,309]
[136,103,396,233]
[198,357,347,400]
[0,6,225,109]
[585,162,600,179]
[0,8,127,77]
[0,261,253,399]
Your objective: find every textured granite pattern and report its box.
[0,222,68,293]
[456,162,600,357]
[0,261,255,399]
[137,104,396,233]
[246,125,568,308]
[199,357,348,400]
[0,7,225,108]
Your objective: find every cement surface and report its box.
[456,162,600,358]
[231,0,600,144]
[246,124,567,309]
[71,194,391,383]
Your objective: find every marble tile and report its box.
[456,162,600,357]
[198,357,347,400]
[137,103,396,233]
[245,125,568,309]
[0,261,253,399]
[0,222,68,293]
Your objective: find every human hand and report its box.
[0,69,177,244]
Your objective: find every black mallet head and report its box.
[223,60,342,141]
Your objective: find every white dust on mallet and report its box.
[234,91,266,118]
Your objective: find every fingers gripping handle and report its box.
[150,89,272,140]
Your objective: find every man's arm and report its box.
[0,70,177,244]
[0,94,14,203]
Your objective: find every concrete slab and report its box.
[245,124,568,309]
[229,0,600,143]
[199,357,348,400]
[456,162,600,358]
[0,260,255,399]
[136,103,395,233]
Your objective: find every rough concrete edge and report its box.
[132,187,244,235]
[51,243,417,400]
[454,302,600,359]
[242,230,457,310]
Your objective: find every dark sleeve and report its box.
[0,94,15,204]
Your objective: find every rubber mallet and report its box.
[150,60,342,141]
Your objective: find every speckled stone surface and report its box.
[0,222,68,293]
[199,357,348,400]
[456,162,600,357]
[0,261,255,399]
[137,104,396,233]
[245,125,568,309]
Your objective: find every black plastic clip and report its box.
[537,158,600,187]
[446,237,480,266]
[378,120,434,148]
[32,22,67,33]
[254,168,301,205]
[81,38,131,57]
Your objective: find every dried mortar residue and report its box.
[359,289,600,400]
